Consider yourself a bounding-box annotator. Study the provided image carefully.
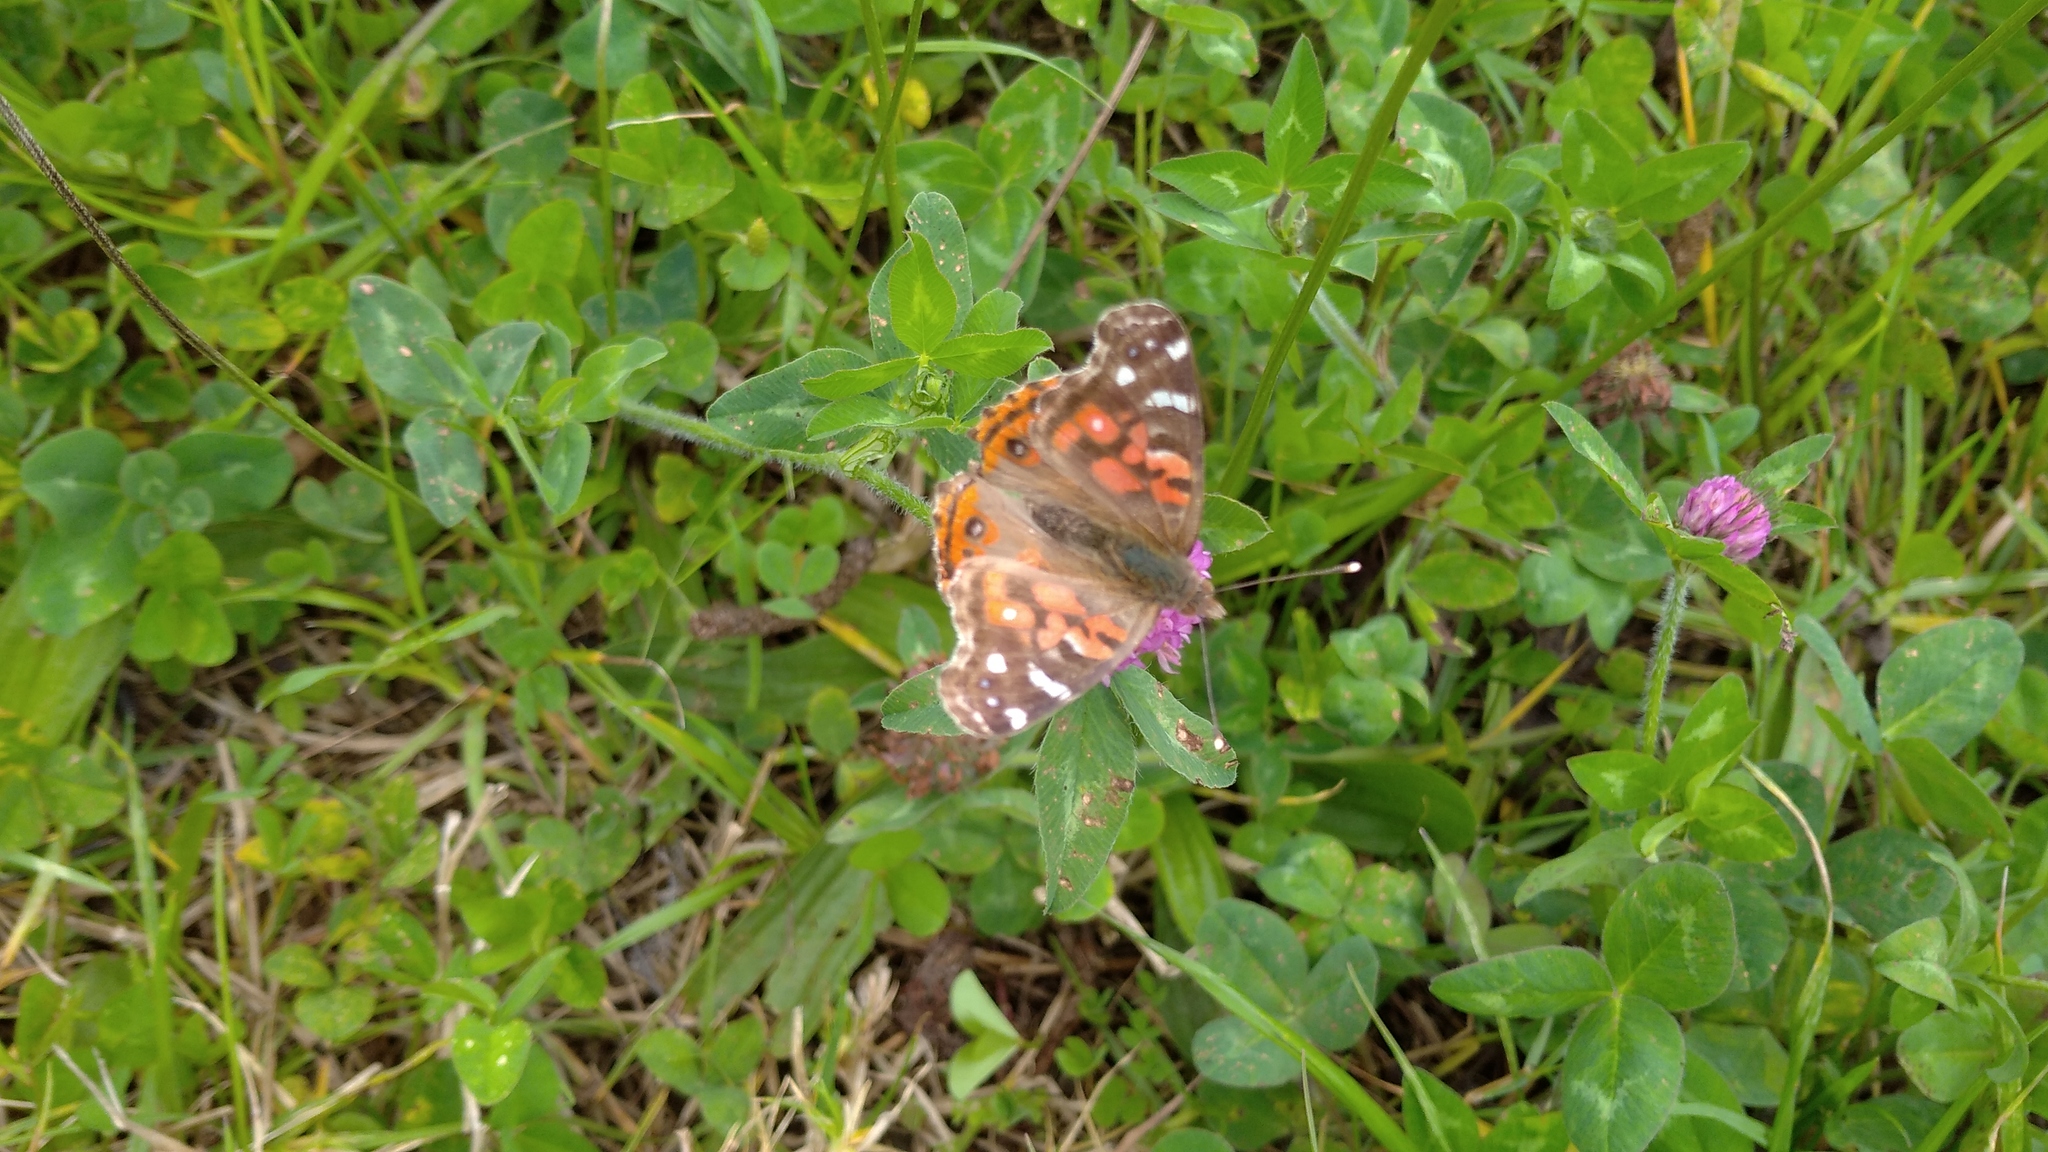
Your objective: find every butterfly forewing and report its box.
[936,557,1156,737]
[1028,302,1206,552]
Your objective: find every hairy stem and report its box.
[1639,565,1693,754]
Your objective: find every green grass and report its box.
[3,0,2048,1149]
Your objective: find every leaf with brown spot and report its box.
[1111,666,1236,787]
[1035,687,1134,917]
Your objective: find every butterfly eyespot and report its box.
[964,517,987,540]
[1006,438,1030,459]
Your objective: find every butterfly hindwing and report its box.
[936,557,1156,737]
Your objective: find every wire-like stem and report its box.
[1638,564,1693,754]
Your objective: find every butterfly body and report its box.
[931,302,1220,738]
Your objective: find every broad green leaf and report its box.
[295,985,376,1043]
[1036,688,1136,915]
[883,859,950,937]
[1430,946,1613,1018]
[1889,737,2007,842]
[1560,994,1685,1152]
[272,276,348,333]
[536,423,592,516]
[1517,828,1646,905]
[1294,934,1379,1050]
[1877,618,2023,755]
[1109,666,1236,787]
[1873,918,1958,1010]
[1568,750,1681,812]
[404,411,485,528]
[1827,827,1955,940]
[1623,141,1750,224]
[1547,235,1607,309]
[347,275,462,408]
[1153,152,1281,213]
[1689,784,1796,862]
[1560,110,1635,208]
[880,667,965,736]
[801,357,917,400]
[1792,614,1881,751]
[1546,403,1647,513]
[1896,1009,2000,1102]
[1919,253,2032,344]
[905,192,975,331]
[1404,1067,1481,1152]
[706,348,868,450]
[888,234,957,355]
[1666,674,1756,788]
[1254,832,1353,919]
[1746,433,1834,496]
[1407,551,1517,610]
[1200,494,1271,554]
[1602,861,1735,1011]
[928,329,1052,378]
[165,432,294,519]
[450,1016,533,1105]
[949,969,1019,1040]
[1265,39,1326,184]
[21,428,126,527]
[1192,1016,1296,1088]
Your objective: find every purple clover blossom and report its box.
[1118,541,1213,675]
[1678,476,1773,563]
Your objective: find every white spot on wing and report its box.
[1115,365,1137,386]
[986,652,1007,673]
[1027,664,1073,700]
[1000,606,1020,622]
[1145,389,1197,412]
[1165,339,1189,360]
[1004,707,1029,730]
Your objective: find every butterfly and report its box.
[931,301,1222,738]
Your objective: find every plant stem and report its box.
[1639,565,1693,754]
[1215,0,1464,497]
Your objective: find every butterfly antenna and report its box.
[1214,561,1363,594]
[1197,620,1227,753]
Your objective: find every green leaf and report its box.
[1264,39,1326,184]
[1746,433,1833,496]
[1873,918,1958,1010]
[928,329,1053,378]
[404,411,484,528]
[881,667,966,736]
[1666,674,1756,788]
[946,969,1021,1095]
[165,432,294,519]
[883,859,951,937]
[889,234,958,355]
[801,357,917,400]
[536,423,592,516]
[295,985,376,1043]
[1406,551,1518,611]
[1560,994,1685,1152]
[272,276,349,334]
[1889,737,2007,842]
[1896,1009,2000,1102]
[1546,407,1648,517]
[1623,141,1750,224]
[1601,861,1735,1011]
[1546,235,1608,309]
[1193,1015,1297,1088]
[506,199,585,282]
[1919,253,2032,344]
[905,192,975,331]
[1877,618,2024,755]
[1568,750,1681,812]
[1792,614,1881,751]
[706,348,868,450]
[1560,110,1636,208]
[1827,827,1955,940]
[347,275,461,408]
[1430,946,1613,1018]
[1254,832,1353,919]
[21,427,127,527]
[1689,784,1797,862]
[1109,666,1236,787]
[450,1016,533,1106]
[1153,152,1281,213]
[1199,494,1272,555]
[1037,688,1136,915]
